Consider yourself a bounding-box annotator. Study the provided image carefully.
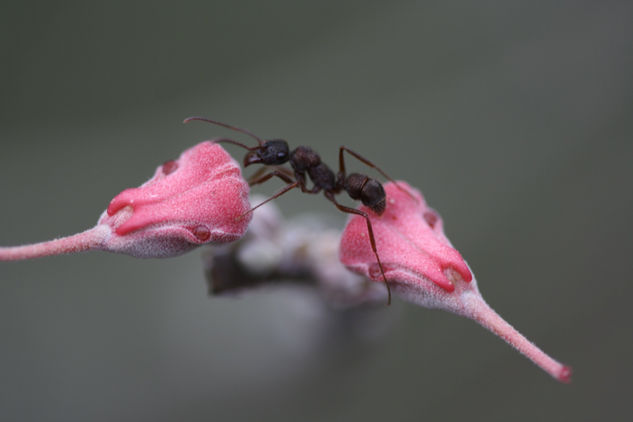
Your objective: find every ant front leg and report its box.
[238,168,299,220]
[239,180,299,220]
[248,167,295,186]
[324,192,392,305]
[293,170,321,194]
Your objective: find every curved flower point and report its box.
[340,181,571,383]
[0,141,251,260]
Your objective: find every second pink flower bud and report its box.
[0,141,252,260]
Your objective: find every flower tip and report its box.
[557,365,573,383]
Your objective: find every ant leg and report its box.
[339,146,395,182]
[339,146,415,200]
[248,167,295,186]
[301,181,322,194]
[292,170,321,194]
[251,166,317,195]
[324,192,392,305]
[246,167,269,185]
[239,181,300,220]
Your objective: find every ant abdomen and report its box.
[344,173,386,215]
[361,180,387,215]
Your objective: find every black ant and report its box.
[184,116,407,305]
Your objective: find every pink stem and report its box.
[465,295,572,383]
[0,227,106,261]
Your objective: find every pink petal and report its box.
[0,141,251,260]
[104,141,249,242]
[340,181,571,382]
[340,182,472,291]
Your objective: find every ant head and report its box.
[244,139,290,167]
[183,117,290,168]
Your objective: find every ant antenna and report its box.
[183,116,265,147]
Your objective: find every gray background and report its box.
[1,1,632,421]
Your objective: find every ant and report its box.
[184,116,408,305]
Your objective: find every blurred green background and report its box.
[1,1,632,421]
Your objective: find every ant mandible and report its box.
[184,116,406,305]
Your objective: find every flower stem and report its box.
[0,227,106,261]
[465,294,572,383]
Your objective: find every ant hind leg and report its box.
[338,146,416,200]
[324,192,392,305]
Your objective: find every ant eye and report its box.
[277,151,287,159]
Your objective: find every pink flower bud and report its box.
[0,141,251,260]
[340,181,571,383]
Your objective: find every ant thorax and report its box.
[289,146,337,192]
[289,146,321,171]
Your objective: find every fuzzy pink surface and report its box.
[340,182,571,382]
[340,181,472,291]
[105,141,250,244]
[0,141,251,260]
